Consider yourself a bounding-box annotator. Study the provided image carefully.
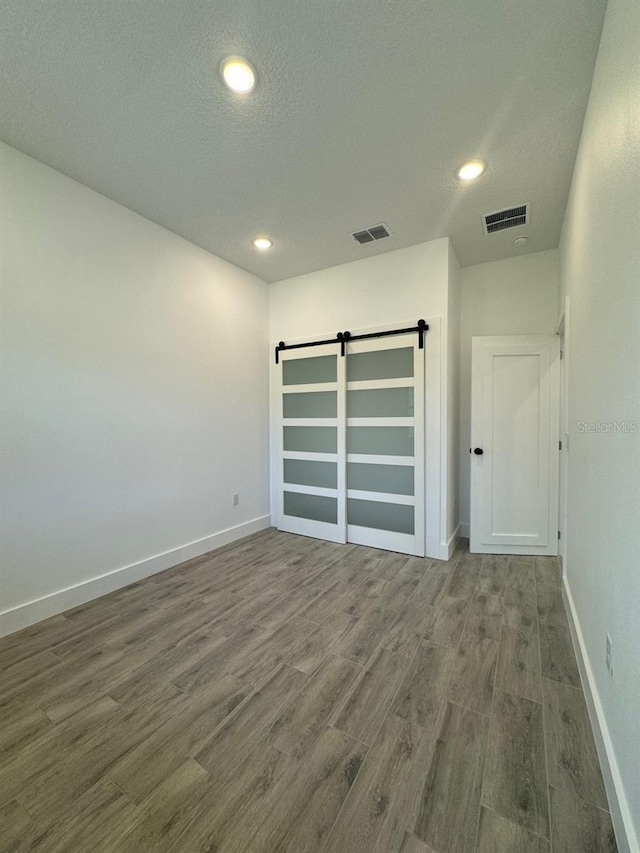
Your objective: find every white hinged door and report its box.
[470,335,560,555]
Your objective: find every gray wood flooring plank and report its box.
[117,583,201,616]
[157,594,245,646]
[268,654,361,759]
[482,690,550,838]
[505,561,537,618]
[41,638,169,723]
[239,726,368,853]
[414,701,489,853]
[171,623,274,693]
[0,645,124,722]
[446,633,498,715]
[411,565,452,607]
[323,714,434,853]
[536,582,568,627]
[0,650,64,695]
[229,617,314,685]
[0,696,122,807]
[0,798,36,850]
[476,555,509,596]
[336,563,372,586]
[534,556,562,588]
[14,685,190,828]
[446,553,482,599]
[331,647,410,745]
[382,569,421,611]
[39,640,170,723]
[542,678,609,809]
[397,832,438,853]
[296,580,353,622]
[100,759,210,853]
[109,629,230,708]
[465,593,503,640]
[402,556,435,579]
[495,623,542,703]
[369,553,412,581]
[285,611,358,675]
[339,577,393,617]
[106,599,207,651]
[0,708,53,768]
[109,674,250,802]
[255,584,324,630]
[194,664,308,778]
[332,605,398,665]
[383,604,437,658]
[0,615,81,670]
[503,602,538,632]
[475,806,550,853]
[51,694,123,752]
[17,779,137,853]
[210,586,290,633]
[302,560,359,591]
[422,596,469,647]
[392,641,455,731]
[538,622,581,688]
[103,578,183,613]
[49,614,127,659]
[56,597,118,625]
[163,744,298,853]
[549,785,617,853]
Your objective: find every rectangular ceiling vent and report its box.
[482,203,530,235]
[352,223,392,244]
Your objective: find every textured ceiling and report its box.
[0,0,607,282]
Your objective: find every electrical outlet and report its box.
[606,633,613,676]
[232,493,239,506]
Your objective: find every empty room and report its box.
[1,1,638,852]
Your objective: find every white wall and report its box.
[558,0,640,846]
[269,238,453,558]
[458,250,560,532]
[269,238,449,336]
[0,143,271,635]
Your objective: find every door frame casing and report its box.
[555,297,570,568]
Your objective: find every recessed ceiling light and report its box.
[513,235,529,247]
[252,236,272,251]
[221,56,256,94]
[457,159,486,181]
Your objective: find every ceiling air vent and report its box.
[352,223,392,244]
[482,203,530,235]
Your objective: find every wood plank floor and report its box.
[0,531,617,852]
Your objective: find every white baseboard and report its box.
[459,522,470,539]
[430,524,461,562]
[563,578,638,853]
[444,524,461,560]
[0,515,272,639]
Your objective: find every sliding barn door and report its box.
[345,335,425,556]
[277,333,425,556]
[278,344,346,543]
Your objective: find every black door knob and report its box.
[473,447,484,455]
